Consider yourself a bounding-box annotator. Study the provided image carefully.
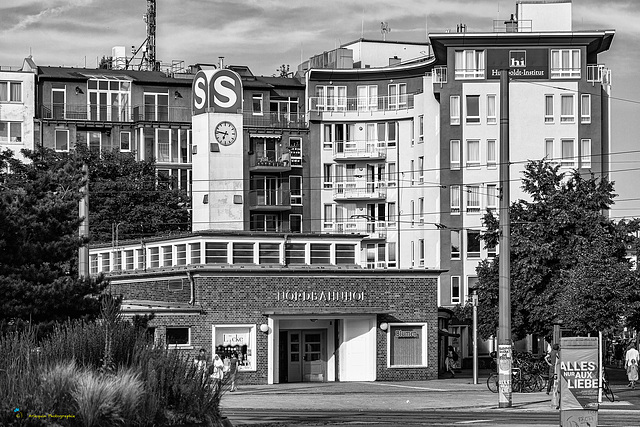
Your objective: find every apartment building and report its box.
[0,58,36,161]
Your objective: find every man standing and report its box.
[545,343,560,395]
[625,343,639,387]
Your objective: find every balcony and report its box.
[432,66,447,86]
[333,183,387,201]
[41,104,191,122]
[249,151,291,172]
[248,189,291,211]
[309,94,415,113]
[587,64,611,85]
[243,111,307,129]
[333,140,386,161]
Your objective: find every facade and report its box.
[0,58,36,161]
[91,231,441,384]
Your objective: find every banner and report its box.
[498,344,512,405]
[560,346,599,410]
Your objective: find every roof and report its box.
[37,66,193,85]
[120,299,202,315]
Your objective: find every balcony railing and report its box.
[333,184,387,201]
[326,220,390,239]
[41,103,190,122]
[249,151,291,172]
[587,64,611,85]
[248,189,292,210]
[333,141,386,161]
[243,111,307,128]
[433,66,448,85]
[309,94,415,113]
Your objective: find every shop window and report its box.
[387,323,428,367]
[205,242,228,263]
[213,325,256,372]
[166,327,190,347]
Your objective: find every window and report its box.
[252,94,263,115]
[410,200,415,226]
[52,88,66,119]
[487,94,497,124]
[251,213,279,233]
[89,78,131,121]
[451,230,461,259]
[466,95,480,123]
[162,245,173,267]
[418,156,424,183]
[410,160,415,185]
[259,243,280,264]
[290,176,302,205]
[545,138,555,161]
[213,324,256,371]
[323,164,332,188]
[450,96,460,125]
[487,139,497,168]
[120,131,131,151]
[143,92,168,121]
[323,204,333,230]
[190,242,201,264]
[545,95,554,123]
[410,241,415,267]
[166,327,190,347]
[289,214,302,233]
[149,247,160,268]
[418,197,424,224]
[581,94,591,124]
[0,121,21,143]
[418,115,424,142]
[581,139,591,169]
[55,129,69,152]
[451,277,461,304]
[176,245,186,266]
[336,244,355,265]
[286,243,306,264]
[316,85,347,111]
[388,202,396,224]
[378,121,397,148]
[388,83,407,109]
[205,242,228,264]
[487,240,497,258]
[467,230,481,258]
[466,140,480,168]
[455,50,485,79]
[0,81,22,102]
[288,137,302,166]
[466,186,480,212]
[450,140,460,170]
[561,139,575,167]
[486,184,497,211]
[450,185,460,214]
[388,162,396,187]
[418,239,425,266]
[233,242,255,264]
[551,49,581,78]
[561,95,574,123]
[310,244,331,264]
[357,85,378,111]
[387,323,428,367]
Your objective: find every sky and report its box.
[1,0,640,220]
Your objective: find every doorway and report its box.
[279,329,327,383]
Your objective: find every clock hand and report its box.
[216,130,228,136]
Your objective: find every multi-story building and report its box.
[0,57,36,161]
[301,0,614,366]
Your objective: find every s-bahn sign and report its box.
[192,69,242,115]
[487,48,548,79]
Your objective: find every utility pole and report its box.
[498,69,512,408]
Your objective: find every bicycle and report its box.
[602,369,615,402]
[487,368,527,393]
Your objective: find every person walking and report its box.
[229,352,239,392]
[627,359,638,390]
[445,346,458,378]
[545,343,560,395]
[625,343,639,387]
[209,353,225,390]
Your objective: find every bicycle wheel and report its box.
[603,382,615,402]
[487,373,498,393]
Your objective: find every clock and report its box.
[214,121,237,146]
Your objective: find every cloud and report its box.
[4,0,96,31]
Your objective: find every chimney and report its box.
[505,14,518,32]
[218,56,225,69]
[456,23,467,33]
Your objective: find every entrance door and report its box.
[302,331,326,382]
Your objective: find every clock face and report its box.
[214,121,237,146]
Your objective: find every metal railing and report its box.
[249,151,291,170]
[248,189,292,209]
[243,111,307,128]
[333,141,386,160]
[333,184,387,200]
[40,103,191,122]
[309,93,415,113]
[587,64,611,84]
[433,66,448,85]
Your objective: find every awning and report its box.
[120,299,202,315]
[438,328,461,337]
[249,134,282,139]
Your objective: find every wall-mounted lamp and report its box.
[259,324,269,333]
[75,86,84,95]
[202,194,209,204]
[174,90,183,99]
[379,322,388,331]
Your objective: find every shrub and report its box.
[40,360,79,416]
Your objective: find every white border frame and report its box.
[211,323,257,372]
[386,322,429,368]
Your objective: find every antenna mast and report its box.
[145,0,158,71]
[380,22,391,41]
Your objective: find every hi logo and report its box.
[509,50,526,68]
[192,69,242,115]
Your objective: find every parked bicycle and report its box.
[602,368,615,402]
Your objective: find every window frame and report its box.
[450,140,460,170]
[385,322,429,368]
[466,140,480,168]
[450,185,460,215]
[467,229,481,258]
[450,96,460,125]
[580,138,591,169]
[252,93,264,116]
[55,129,69,152]
[487,139,497,168]
[451,276,461,304]
[455,50,485,80]
[120,131,131,152]
[560,94,575,123]
[580,94,591,124]
[545,94,554,123]
[486,94,497,124]
[166,326,191,348]
[561,138,575,167]
[212,324,257,372]
[465,95,480,124]
[451,230,461,260]
[466,185,480,213]
[551,49,581,79]
[0,81,23,102]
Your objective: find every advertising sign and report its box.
[487,48,548,79]
[192,69,243,115]
[498,344,512,405]
[560,337,599,427]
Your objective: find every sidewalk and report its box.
[219,368,638,415]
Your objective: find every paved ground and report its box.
[219,366,640,425]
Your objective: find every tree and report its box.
[81,147,191,244]
[466,160,640,340]
[0,148,106,328]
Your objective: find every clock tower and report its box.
[191,69,244,231]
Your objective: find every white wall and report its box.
[0,70,35,161]
[517,1,572,32]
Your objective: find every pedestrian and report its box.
[625,343,639,369]
[627,359,638,390]
[229,352,239,392]
[195,348,208,373]
[615,343,624,368]
[209,353,225,390]
[445,346,458,378]
[545,343,560,395]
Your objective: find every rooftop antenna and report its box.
[361,8,364,38]
[381,22,391,41]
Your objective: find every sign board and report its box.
[192,69,243,115]
[560,337,599,427]
[487,49,548,79]
[498,344,512,405]
[222,333,249,347]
